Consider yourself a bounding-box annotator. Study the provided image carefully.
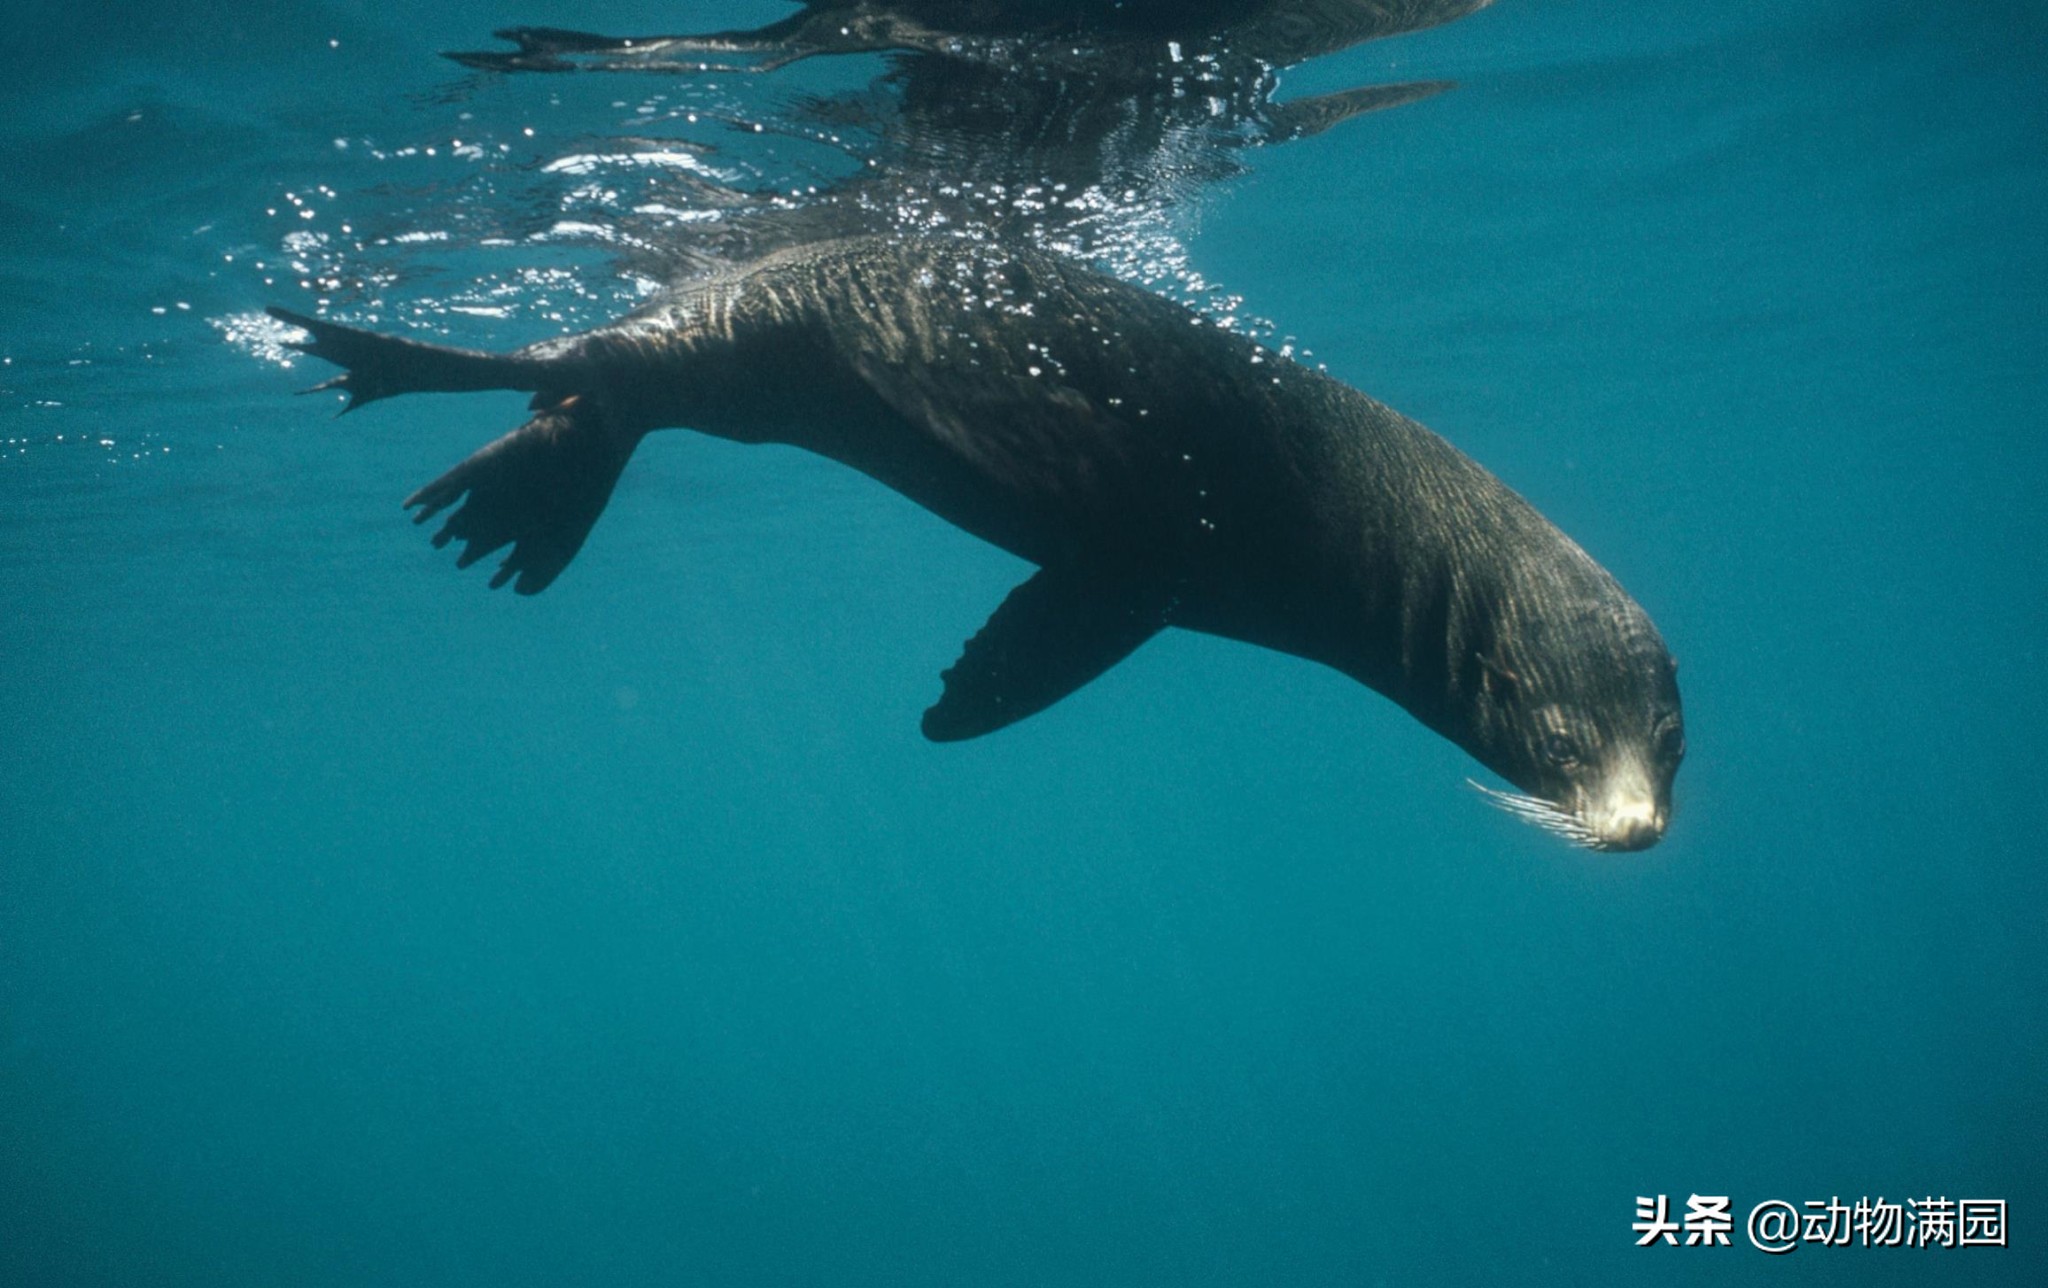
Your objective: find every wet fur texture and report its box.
[274,233,1682,843]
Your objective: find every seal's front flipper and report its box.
[1258,81,1453,144]
[405,395,641,595]
[923,569,1168,741]
[267,307,540,411]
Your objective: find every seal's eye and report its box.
[1656,721,1687,762]
[1539,731,1582,771]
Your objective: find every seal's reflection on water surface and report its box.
[446,1,1487,266]
[447,1,1497,77]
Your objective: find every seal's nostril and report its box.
[1607,816,1663,852]
[1593,796,1665,851]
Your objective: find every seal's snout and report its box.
[1587,792,1666,852]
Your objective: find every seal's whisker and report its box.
[1467,780,1601,849]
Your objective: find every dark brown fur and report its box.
[274,233,1683,846]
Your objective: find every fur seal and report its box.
[270,233,1683,849]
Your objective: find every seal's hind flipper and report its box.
[923,569,1167,742]
[405,395,641,595]
[442,26,622,73]
[267,307,539,411]
[443,14,836,75]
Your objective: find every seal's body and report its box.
[273,234,1683,849]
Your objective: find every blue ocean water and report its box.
[2,1,2042,1284]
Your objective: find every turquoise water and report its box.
[3,2,2042,1284]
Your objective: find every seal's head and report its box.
[1460,582,1685,852]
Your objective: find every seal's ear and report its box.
[1476,650,1521,701]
